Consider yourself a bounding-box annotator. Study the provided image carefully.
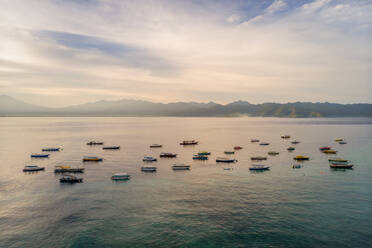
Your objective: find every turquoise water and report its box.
[0,117,371,248]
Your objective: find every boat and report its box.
[287,147,295,151]
[141,166,157,172]
[193,155,208,160]
[60,174,83,183]
[82,156,103,162]
[23,165,45,172]
[86,141,104,145]
[292,164,302,169]
[319,146,331,151]
[259,142,270,146]
[291,141,300,144]
[251,139,260,143]
[294,155,309,161]
[330,163,353,169]
[251,156,267,161]
[172,164,191,170]
[31,154,49,158]
[216,157,237,163]
[223,168,233,170]
[42,147,61,152]
[339,141,347,144]
[249,164,270,171]
[328,158,348,163]
[180,140,198,145]
[234,146,243,150]
[198,151,211,155]
[54,166,84,173]
[111,173,130,180]
[143,156,157,162]
[334,138,343,142]
[160,152,177,158]
[268,151,279,155]
[103,146,120,150]
[224,151,235,154]
[150,144,162,148]
[281,135,290,139]
[323,150,337,154]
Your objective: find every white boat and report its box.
[172,164,190,170]
[111,173,130,180]
[23,165,45,172]
[143,156,157,162]
[141,166,157,172]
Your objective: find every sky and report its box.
[0,0,371,107]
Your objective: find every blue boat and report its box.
[249,164,270,171]
[31,154,49,158]
[42,147,60,152]
[193,155,208,160]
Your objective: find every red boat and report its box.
[234,146,243,150]
[180,140,198,145]
[319,146,331,151]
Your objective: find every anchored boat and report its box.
[339,141,347,144]
[86,141,104,145]
[287,147,295,151]
[42,147,61,152]
[330,163,353,169]
[198,151,211,155]
[193,155,208,160]
[180,140,198,145]
[224,151,235,154]
[54,166,84,173]
[172,164,191,170]
[82,156,103,162]
[319,146,331,151]
[141,166,157,172]
[268,151,279,155]
[291,141,300,144]
[334,138,343,142]
[323,150,337,154]
[249,164,270,171]
[292,164,302,169]
[150,144,162,148]
[216,157,237,163]
[60,174,83,183]
[31,154,49,158]
[328,158,348,163]
[143,156,157,162]
[294,155,309,161]
[111,173,130,180]
[251,139,260,143]
[281,135,290,139]
[23,165,45,172]
[259,142,270,146]
[160,152,177,158]
[103,146,120,150]
[234,146,243,150]
[251,156,267,161]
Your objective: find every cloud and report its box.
[226,14,241,24]
[265,0,287,14]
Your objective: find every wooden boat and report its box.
[334,138,343,142]
[23,165,45,172]
[103,146,120,150]
[143,156,157,162]
[234,146,243,150]
[330,163,353,169]
[291,141,300,144]
[141,166,157,172]
[294,155,309,161]
[259,142,270,146]
[251,156,267,161]
[292,164,302,169]
[268,151,279,155]
[42,147,61,152]
[251,139,260,143]
[249,164,270,171]
[172,164,190,170]
[216,157,237,163]
[323,150,337,154]
[150,144,162,148]
[281,135,290,139]
[111,173,130,180]
[31,154,49,158]
[328,158,348,163]
[54,166,84,173]
[60,174,83,183]
[319,146,331,151]
[287,147,295,151]
[160,152,177,158]
[86,141,104,145]
[82,156,103,162]
[224,151,235,154]
[198,151,211,155]
[193,155,208,160]
[180,140,198,145]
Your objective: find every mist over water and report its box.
[0,117,371,247]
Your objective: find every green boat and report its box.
[224,151,235,154]
[328,158,348,163]
[193,155,208,160]
[198,151,211,155]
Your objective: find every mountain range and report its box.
[1,95,372,117]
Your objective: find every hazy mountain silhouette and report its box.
[1,95,371,117]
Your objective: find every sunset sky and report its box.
[0,0,371,107]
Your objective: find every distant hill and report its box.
[1,95,371,117]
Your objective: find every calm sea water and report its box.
[0,117,371,248]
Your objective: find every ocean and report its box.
[0,117,371,248]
